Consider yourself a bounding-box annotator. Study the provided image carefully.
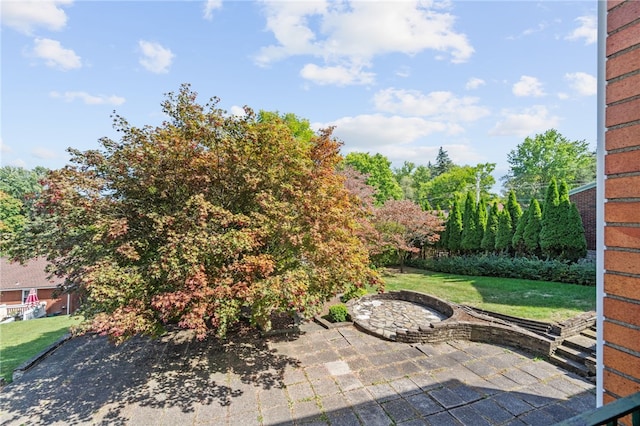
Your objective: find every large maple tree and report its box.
[11,85,378,341]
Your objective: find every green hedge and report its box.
[407,254,595,286]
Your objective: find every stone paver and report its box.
[0,321,595,426]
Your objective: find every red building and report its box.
[0,257,78,318]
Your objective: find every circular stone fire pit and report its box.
[350,291,454,341]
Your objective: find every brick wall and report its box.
[603,0,640,405]
[570,184,597,250]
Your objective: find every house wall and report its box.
[0,288,78,315]
[570,185,597,251]
[603,0,640,408]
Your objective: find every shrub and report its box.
[328,304,349,322]
[340,285,368,303]
[407,254,595,286]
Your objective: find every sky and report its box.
[1,0,598,191]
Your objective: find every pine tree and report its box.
[523,198,542,256]
[512,207,529,255]
[433,147,455,177]
[495,209,512,252]
[446,200,463,253]
[481,201,499,252]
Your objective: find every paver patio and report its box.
[0,320,595,425]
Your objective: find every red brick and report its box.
[606,124,640,150]
[606,202,640,223]
[606,149,640,174]
[605,273,640,301]
[608,72,640,104]
[603,296,640,327]
[608,0,626,11]
[607,21,640,56]
[604,369,640,397]
[606,97,640,127]
[606,226,640,249]
[607,47,640,80]
[608,1,640,33]
[604,345,640,379]
[605,318,640,355]
[605,175,640,198]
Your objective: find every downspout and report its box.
[66,293,70,315]
[596,0,606,408]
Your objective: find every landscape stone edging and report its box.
[12,333,73,382]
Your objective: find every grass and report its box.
[0,315,82,383]
[381,267,596,323]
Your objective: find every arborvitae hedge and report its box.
[540,178,563,258]
[495,209,512,252]
[506,190,522,237]
[523,198,542,256]
[564,202,587,262]
[461,192,480,252]
[481,202,499,252]
[446,200,463,252]
[512,206,528,255]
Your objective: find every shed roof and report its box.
[569,182,597,196]
[1,257,63,290]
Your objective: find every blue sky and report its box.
[1,1,597,189]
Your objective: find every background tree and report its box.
[432,147,455,177]
[417,163,495,210]
[373,200,444,272]
[0,191,26,234]
[495,209,512,253]
[9,85,379,342]
[257,111,315,143]
[523,198,542,256]
[481,201,499,253]
[0,166,48,201]
[502,129,596,201]
[344,152,403,205]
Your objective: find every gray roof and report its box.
[1,257,63,290]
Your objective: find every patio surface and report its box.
[0,320,595,425]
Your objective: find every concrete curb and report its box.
[12,333,73,382]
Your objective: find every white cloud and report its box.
[31,147,58,159]
[321,114,449,149]
[31,38,81,71]
[565,72,596,96]
[566,15,597,45]
[138,40,174,74]
[0,138,11,154]
[255,0,473,86]
[300,63,374,86]
[373,88,490,122]
[203,0,222,20]
[1,0,72,35]
[557,92,570,100]
[465,77,485,90]
[489,105,560,137]
[49,91,126,105]
[512,75,545,97]
[375,143,484,168]
[10,159,27,168]
[229,105,247,117]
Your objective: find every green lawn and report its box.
[0,315,82,383]
[382,267,596,323]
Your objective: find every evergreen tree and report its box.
[506,190,523,234]
[446,200,463,253]
[481,201,499,252]
[461,192,480,252]
[424,200,433,211]
[540,178,562,258]
[495,209,513,252]
[512,207,528,255]
[523,198,542,256]
[433,147,455,177]
[564,203,588,261]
